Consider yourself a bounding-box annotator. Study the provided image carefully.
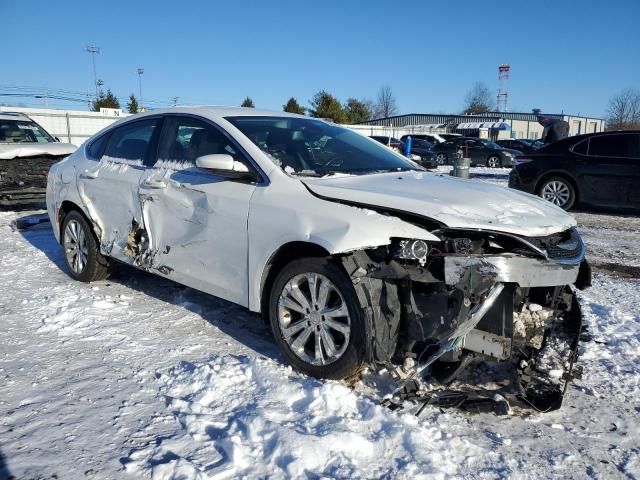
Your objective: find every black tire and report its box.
[436,152,447,165]
[537,176,576,211]
[268,257,366,380]
[61,210,110,282]
[486,155,502,168]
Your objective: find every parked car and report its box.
[432,137,521,167]
[400,133,459,144]
[47,108,589,408]
[496,139,541,153]
[509,130,640,211]
[1,112,76,207]
[370,135,436,169]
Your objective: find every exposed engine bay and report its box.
[340,226,591,414]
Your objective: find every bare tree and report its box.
[462,82,494,114]
[606,88,640,130]
[374,85,398,119]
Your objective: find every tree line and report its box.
[239,85,398,124]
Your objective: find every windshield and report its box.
[226,116,418,176]
[0,119,55,144]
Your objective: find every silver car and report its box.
[46,107,591,410]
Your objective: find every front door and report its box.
[76,118,161,262]
[139,115,257,306]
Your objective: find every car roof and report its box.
[132,106,307,121]
[0,112,31,121]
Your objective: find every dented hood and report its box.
[302,171,576,237]
[0,142,77,160]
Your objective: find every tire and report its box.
[61,210,110,282]
[537,176,576,211]
[487,155,502,168]
[436,153,447,165]
[268,257,366,380]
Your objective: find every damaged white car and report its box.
[46,108,591,412]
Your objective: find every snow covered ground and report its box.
[1,173,639,478]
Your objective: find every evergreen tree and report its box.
[92,89,120,112]
[283,97,305,114]
[344,98,372,124]
[126,94,139,114]
[308,90,347,124]
[241,96,255,108]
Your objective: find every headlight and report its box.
[410,153,421,161]
[394,239,429,265]
[503,151,513,157]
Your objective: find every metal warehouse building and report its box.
[355,111,605,140]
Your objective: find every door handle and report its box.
[79,169,99,179]
[142,179,167,189]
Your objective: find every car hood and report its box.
[0,142,77,160]
[302,171,576,237]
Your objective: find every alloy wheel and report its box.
[487,156,501,168]
[436,153,446,165]
[64,219,88,274]
[541,180,571,207]
[277,272,351,366]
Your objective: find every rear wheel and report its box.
[61,210,110,282]
[268,257,366,380]
[436,153,447,165]
[537,176,576,210]
[487,155,502,168]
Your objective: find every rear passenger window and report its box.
[103,119,159,164]
[588,134,639,158]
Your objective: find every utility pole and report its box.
[137,68,144,111]
[85,44,101,100]
[172,96,179,107]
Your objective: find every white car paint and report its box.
[0,142,77,160]
[46,107,579,314]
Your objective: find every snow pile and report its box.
[123,355,483,479]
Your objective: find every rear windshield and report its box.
[0,119,55,144]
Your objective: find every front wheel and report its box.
[268,257,366,379]
[61,210,110,282]
[436,153,447,165]
[487,155,502,168]
[537,176,576,210]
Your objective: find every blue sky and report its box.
[2,0,639,118]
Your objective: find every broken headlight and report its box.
[394,239,429,265]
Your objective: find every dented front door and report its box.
[138,167,255,306]
[77,118,160,262]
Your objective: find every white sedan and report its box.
[46,107,590,409]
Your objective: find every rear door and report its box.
[578,133,639,208]
[138,115,257,306]
[77,118,161,262]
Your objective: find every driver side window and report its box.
[156,116,247,169]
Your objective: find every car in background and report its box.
[509,130,640,211]
[1,112,76,207]
[370,135,436,169]
[401,133,460,144]
[431,137,521,167]
[496,138,541,153]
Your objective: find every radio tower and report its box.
[497,64,510,112]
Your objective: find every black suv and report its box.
[509,131,640,211]
[370,136,437,168]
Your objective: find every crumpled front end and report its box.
[341,225,590,412]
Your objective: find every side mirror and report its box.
[195,154,257,181]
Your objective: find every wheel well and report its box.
[535,172,579,201]
[58,201,89,240]
[259,241,331,320]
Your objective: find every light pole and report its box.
[85,44,100,100]
[137,68,144,111]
